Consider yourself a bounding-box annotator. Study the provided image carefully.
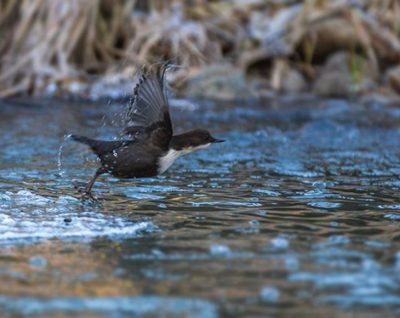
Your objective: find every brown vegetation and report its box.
[0,0,400,99]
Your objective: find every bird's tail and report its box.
[70,134,129,157]
[69,134,104,156]
[70,134,94,146]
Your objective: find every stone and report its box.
[313,51,376,97]
[270,59,307,94]
[313,71,352,97]
[185,64,251,100]
[386,66,400,94]
[282,68,307,93]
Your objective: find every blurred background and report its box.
[1,0,399,100]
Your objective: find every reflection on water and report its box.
[1,97,400,317]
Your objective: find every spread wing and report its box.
[124,65,172,151]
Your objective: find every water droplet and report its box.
[56,134,74,177]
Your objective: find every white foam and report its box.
[0,220,153,241]
[0,296,218,317]
[0,190,157,243]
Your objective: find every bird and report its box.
[70,64,225,199]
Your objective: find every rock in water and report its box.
[313,51,376,97]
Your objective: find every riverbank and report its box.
[1,0,399,101]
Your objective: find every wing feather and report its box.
[124,65,172,150]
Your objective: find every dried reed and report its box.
[0,0,399,97]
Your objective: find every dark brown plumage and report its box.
[70,65,224,198]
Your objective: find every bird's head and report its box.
[170,129,225,152]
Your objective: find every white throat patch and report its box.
[157,143,211,175]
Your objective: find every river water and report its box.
[0,96,400,317]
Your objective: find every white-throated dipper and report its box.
[71,65,224,198]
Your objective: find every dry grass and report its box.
[0,0,399,97]
[0,0,243,96]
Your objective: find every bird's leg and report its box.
[79,167,105,200]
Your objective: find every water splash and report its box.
[0,190,157,244]
[57,134,72,177]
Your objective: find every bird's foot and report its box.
[80,190,98,202]
[74,184,98,202]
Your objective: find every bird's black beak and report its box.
[211,137,225,143]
